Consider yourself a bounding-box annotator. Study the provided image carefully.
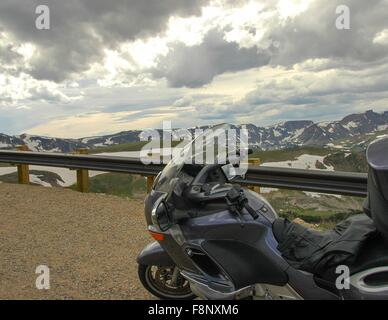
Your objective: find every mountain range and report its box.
[1,109,388,153]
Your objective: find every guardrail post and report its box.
[76,148,89,193]
[248,158,261,193]
[146,176,155,193]
[16,145,30,184]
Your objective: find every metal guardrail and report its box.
[0,150,164,175]
[0,150,368,197]
[240,166,367,197]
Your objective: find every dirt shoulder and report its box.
[0,183,154,299]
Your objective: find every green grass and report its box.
[0,163,11,167]
[70,172,146,198]
[278,206,359,223]
[89,141,149,154]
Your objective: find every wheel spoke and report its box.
[146,265,192,297]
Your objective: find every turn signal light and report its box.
[149,230,165,241]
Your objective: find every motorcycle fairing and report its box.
[177,192,290,290]
[137,241,175,266]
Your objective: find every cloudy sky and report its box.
[1,0,388,138]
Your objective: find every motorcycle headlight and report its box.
[151,196,172,231]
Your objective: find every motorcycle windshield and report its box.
[153,123,241,193]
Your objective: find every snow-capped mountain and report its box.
[0,133,24,149]
[244,109,388,149]
[0,133,86,152]
[18,134,87,152]
[1,109,388,152]
[244,120,314,149]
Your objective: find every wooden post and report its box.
[76,148,89,193]
[146,176,155,193]
[16,145,30,184]
[248,158,261,193]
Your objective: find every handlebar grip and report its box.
[244,203,259,220]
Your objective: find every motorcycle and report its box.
[137,124,388,300]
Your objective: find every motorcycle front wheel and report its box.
[138,264,196,300]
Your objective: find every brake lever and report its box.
[226,187,259,221]
[243,201,259,220]
[226,197,245,228]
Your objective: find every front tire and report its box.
[138,264,195,300]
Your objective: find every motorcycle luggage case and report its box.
[366,137,388,241]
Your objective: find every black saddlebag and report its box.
[273,214,378,277]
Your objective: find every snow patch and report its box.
[343,121,359,130]
[0,143,11,148]
[104,137,115,145]
[303,191,342,199]
[303,191,321,198]
[260,187,279,194]
[0,166,105,187]
[261,154,334,171]
[30,174,52,187]
[317,121,330,128]
[377,124,388,131]
[273,130,282,138]
[326,143,343,149]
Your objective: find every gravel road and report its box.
[0,183,154,299]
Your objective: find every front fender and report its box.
[137,241,175,266]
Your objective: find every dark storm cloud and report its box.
[270,0,388,66]
[0,0,208,82]
[153,31,271,88]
